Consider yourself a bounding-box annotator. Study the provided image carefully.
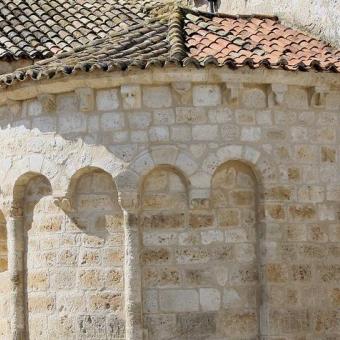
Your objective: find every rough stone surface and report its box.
[0,72,339,339]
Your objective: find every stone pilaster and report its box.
[7,206,25,340]
[119,192,142,340]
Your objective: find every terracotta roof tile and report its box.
[0,4,339,86]
[0,0,166,60]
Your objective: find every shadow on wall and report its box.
[12,168,126,339]
[0,210,7,272]
[140,161,264,339]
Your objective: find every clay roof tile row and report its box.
[0,1,339,87]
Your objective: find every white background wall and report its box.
[192,0,340,47]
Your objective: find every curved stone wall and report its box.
[0,69,339,339]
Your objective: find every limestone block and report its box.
[143,231,178,246]
[143,289,158,313]
[223,288,241,307]
[244,146,261,164]
[217,145,243,161]
[159,289,199,312]
[78,269,102,289]
[176,107,207,124]
[225,228,248,243]
[28,294,55,313]
[143,314,176,339]
[175,152,198,176]
[171,125,192,142]
[113,130,129,143]
[100,112,124,131]
[32,116,57,132]
[76,87,95,112]
[298,110,315,124]
[201,230,223,245]
[325,91,340,111]
[153,109,175,125]
[128,111,151,129]
[51,268,77,289]
[236,109,255,124]
[29,154,44,172]
[149,126,169,142]
[193,85,221,106]
[88,292,122,312]
[6,99,21,117]
[56,93,78,113]
[190,171,211,188]
[131,130,148,143]
[176,247,210,264]
[289,204,316,221]
[208,107,233,123]
[27,271,49,291]
[143,86,172,108]
[192,125,218,141]
[234,243,256,262]
[142,248,170,265]
[241,87,267,109]
[218,310,258,336]
[102,248,123,266]
[241,127,261,142]
[59,112,87,133]
[26,99,42,117]
[321,146,336,163]
[121,84,141,109]
[189,212,214,229]
[256,110,272,125]
[178,231,200,246]
[285,87,309,109]
[291,126,308,142]
[48,316,75,339]
[77,315,106,338]
[199,288,221,311]
[221,125,239,142]
[176,312,216,335]
[96,88,120,111]
[151,146,178,165]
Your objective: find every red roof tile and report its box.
[0,5,339,86]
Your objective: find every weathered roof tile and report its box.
[0,2,339,86]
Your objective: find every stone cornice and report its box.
[2,67,340,106]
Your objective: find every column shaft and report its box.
[7,216,25,340]
[124,211,143,340]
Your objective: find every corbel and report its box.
[171,82,192,105]
[311,85,329,107]
[270,83,288,106]
[225,82,243,106]
[38,93,56,114]
[75,87,95,112]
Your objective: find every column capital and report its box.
[118,191,139,213]
[9,206,23,219]
[53,196,74,213]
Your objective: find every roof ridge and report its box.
[182,6,279,21]
[168,6,187,61]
